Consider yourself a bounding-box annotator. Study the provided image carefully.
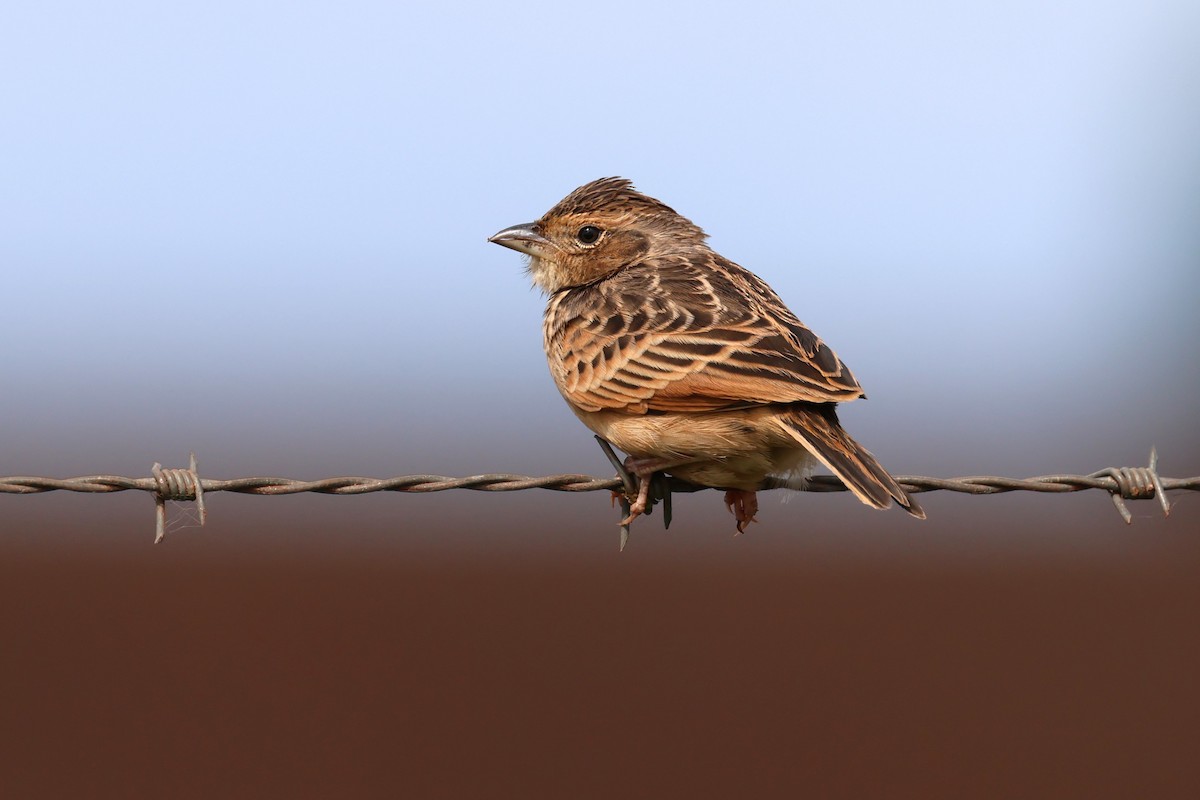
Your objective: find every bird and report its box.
[488,177,924,533]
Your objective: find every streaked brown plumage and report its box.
[489,177,924,531]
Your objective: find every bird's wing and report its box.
[546,255,864,414]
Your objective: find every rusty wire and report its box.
[6,466,1196,499]
[0,446,1193,543]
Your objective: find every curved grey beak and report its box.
[488,222,552,257]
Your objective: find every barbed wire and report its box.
[1,443,1191,544]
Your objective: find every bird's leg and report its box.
[619,456,676,526]
[723,490,759,534]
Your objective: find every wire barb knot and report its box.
[152,453,206,543]
[1091,448,1170,524]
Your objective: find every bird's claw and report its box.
[723,490,759,535]
[594,438,683,549]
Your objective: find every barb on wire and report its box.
[0,446,1193,544]
[1089,447,1171,523]
[151,453,205,544]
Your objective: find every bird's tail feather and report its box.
[776,406,925,520]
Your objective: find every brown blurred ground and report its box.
[2,496,1199,798]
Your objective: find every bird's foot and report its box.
[594,438,685,550]
[620,471,654,526]
[618,456,674,527]
[723,490,759,534]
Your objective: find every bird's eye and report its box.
[576,225,602,245]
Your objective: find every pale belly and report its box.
[572,405,814,491]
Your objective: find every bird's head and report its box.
[489,177,708,293]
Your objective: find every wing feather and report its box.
[544,254,864,414]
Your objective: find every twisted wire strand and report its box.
[0,473,625,495]
[2,448,1193,543]
[3,472,1197,497]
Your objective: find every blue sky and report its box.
[2,1,1197,543]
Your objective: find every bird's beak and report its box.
[488,222,553,258]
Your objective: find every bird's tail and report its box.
[775,405,925,519]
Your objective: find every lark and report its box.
[490,178,924,532]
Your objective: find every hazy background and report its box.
[2,1,1198,796]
